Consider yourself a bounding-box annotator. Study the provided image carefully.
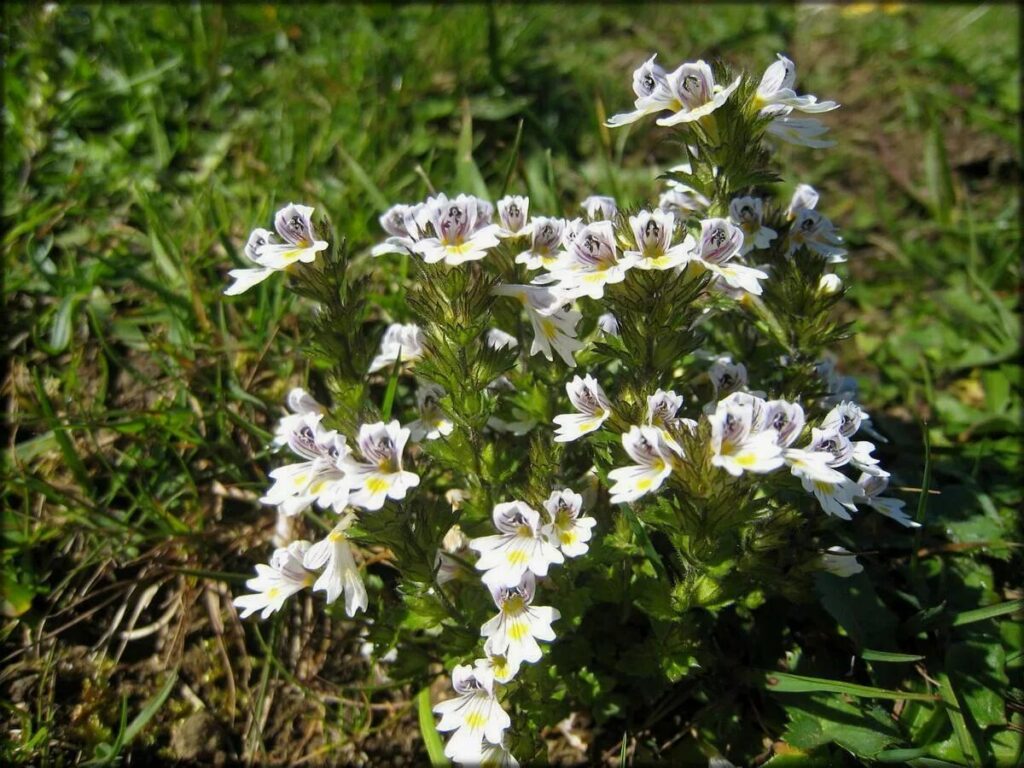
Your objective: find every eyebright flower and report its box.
[581,195,618,222]
[709,358,749,398]
[372,202,426,257]
[479,740,520,768]
[821,401,866,438]
[493,284,584,367]
[541,489,596,557]
[469,501,565,590]
[606,55,674,127]
[225,203,329,295]
[272,387,326,447]
[692,218,768,295]
[496,195,530,238]
[369,322,425,374]
[761,399,806,447]
[787,209,847,261]
[302,521,368,616]
[756,54,839,116]
[544,221,637,300]
[857,473,919,527]
[709,393,784,476]
[261,412,351,516]
[608,426,677,503]
[553,374,611,442]
[627,210,694,271]
[342,420,420,511]
[820,546,863,577]
[786,184,820,219]
[729,197,778,255]
[481,573,560,668]
[786,447,860,519]
[515,217,566,271]
[408,382,454,442]
[416,194,500,265]
[656,60,742,127]
[767,115,835,148]
[485,327,519,351]
[474,652,521,688]
[234,541,313,619]
[807,426,855,468]
[433,664,511,764]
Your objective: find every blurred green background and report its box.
[3,3,1020,764]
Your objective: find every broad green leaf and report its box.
[417,687,449,767]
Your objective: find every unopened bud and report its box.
[818,273,842,295]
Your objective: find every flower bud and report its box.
[818,273,842,295]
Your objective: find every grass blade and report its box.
[861,649,926,663]
[950,599,1023,627]
[417,687,449,767]
[763,671,939,702]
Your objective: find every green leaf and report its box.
[455,99,489,199]
[862,649,926,663]
[950,600,1023,627]
[418,687,450,767]
[765,671,939,702]
[815,571,898,649]
[946,640,1007,729]
[937,671,982,767]
[782,694,902,758]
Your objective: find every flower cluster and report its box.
[434,491,595,764]
[221,48,909,767]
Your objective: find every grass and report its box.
[3,2,1020,764]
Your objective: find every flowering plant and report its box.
[225,53,935,765]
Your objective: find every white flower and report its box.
[486,328,519,351]
[581,195,618,222]
[473,652,521,687]
[786,448,860,519]
[756,54,839,116]
[756,55,839,149]
[786,184,820,219]
[480,740,520,768]
[597,312,620,337]
[807,426,854,467]
[627,210,694,271]
[788,209,847,262]
[433,664,511,764]
[544,221,637,300]
[553,374,611,442]
[225,203,329,295]
[496,195,530,238]
[272,387,326,447]
[850,440,888,478]
[857,473,919,527]
[821,401,866,438]
[606,55,676,127]
[656,60,742,127]
[820,546,863,577]
[234,541,313,619]
[728,197,777,255]
[416,194,500,265]
[493,284,584,367]
[342,420,420,511]
[469,501,564,590]
[481,573,560,668]
[659,186,710,216]
[692,219,768,295]
[767,116,835,148]
[302,521,368,616]
[646,388,690,452]
[818,273,843,295]
[709,393,784,476]
[372,203,426,257]
[515,217,566,270]
[761,399,805,447]
[608,426,677,503]
[261,412,352,516]
[369,322,425,373]
[408,382,454,442]
[541,489,596,557]
[709,358,748,398]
